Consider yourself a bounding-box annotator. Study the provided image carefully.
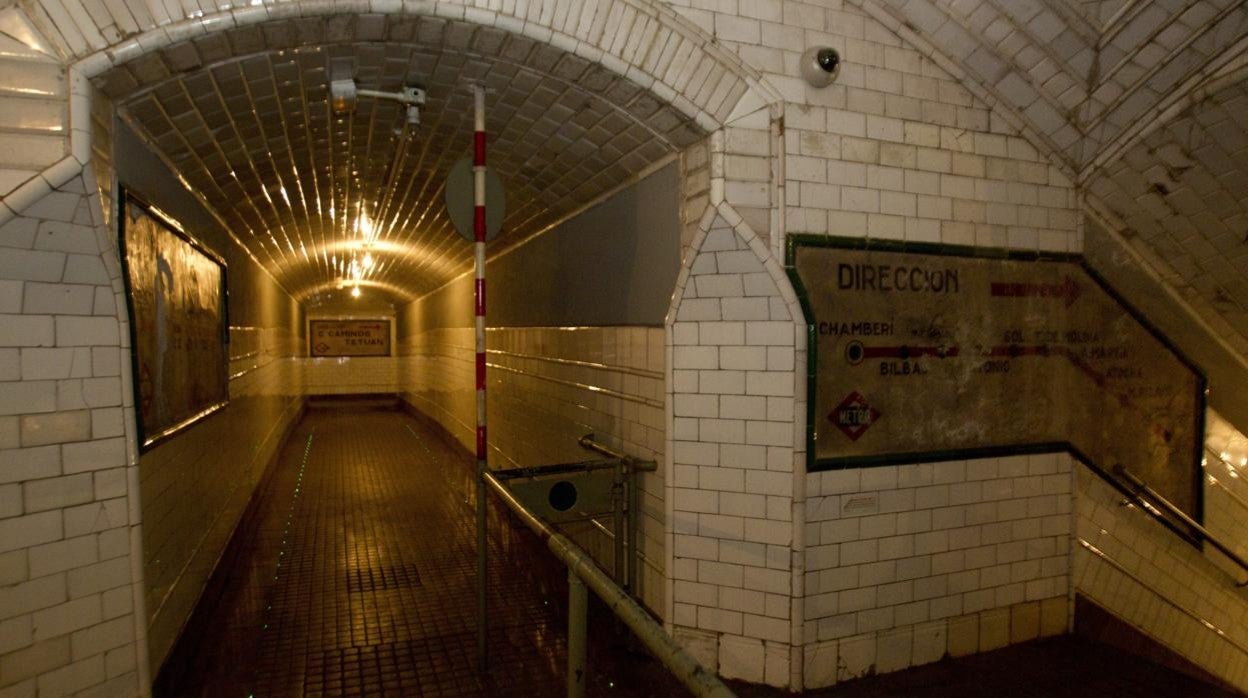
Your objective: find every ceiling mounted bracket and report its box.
[330,79,427,126]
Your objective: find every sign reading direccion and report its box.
[792,242,1203,521]
[309,319,392,357]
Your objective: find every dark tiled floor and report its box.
[166,406,1239,698]
[167,407,682,697]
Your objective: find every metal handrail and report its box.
[1113,464,1248,587]
[578,433,659,471]
[490,458,624,480]
[1078,538,1248,657]
[483,471,734,698]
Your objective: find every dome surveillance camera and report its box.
[800,47,841,88]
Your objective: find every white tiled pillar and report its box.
[665,201,804,688]
[0,164,144,697]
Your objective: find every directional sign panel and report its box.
[309,319,391,357]
[792,241,1204,519]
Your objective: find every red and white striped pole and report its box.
[473,83,489,673]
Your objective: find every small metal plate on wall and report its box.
[505,470,615,524]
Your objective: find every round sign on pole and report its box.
[445,158,506,242]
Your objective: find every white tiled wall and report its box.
[1202,410,1248,577]
[0,1,1232,697]
[396,324,668,613]
[297,357,399,395]
[0,152,305,697]
[1074,457,1248,691]
[138,322,302,672]
[664,0,1082,255]
[802,454,1071,687]
[1062,409,1248,693]
[0,166,143,697]
[666,207,804,688]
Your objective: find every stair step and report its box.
[0,7,61,62]
[0,95,65,134]
[0,131,66,169]
[0,60,64,99]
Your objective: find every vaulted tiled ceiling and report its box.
[88,2,1248,347]
[864,0,1248,355]
[864,0,1248,176]
[1089,79,1248,355]
[95,15,704,306]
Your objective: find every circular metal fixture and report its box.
[548,480,578,512]
[800,47,841,88]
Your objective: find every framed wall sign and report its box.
[308,319,392,357]
[119,190,229,450]
[787,236,1205,525]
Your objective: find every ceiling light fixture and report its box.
[326,64,427,292]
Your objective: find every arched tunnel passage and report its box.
[91,11,734,691]
[14,0,1248,695]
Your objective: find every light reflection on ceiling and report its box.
[99,16,705,306]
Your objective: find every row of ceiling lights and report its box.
[327,77,427,301]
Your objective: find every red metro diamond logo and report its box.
[831,391,880,441]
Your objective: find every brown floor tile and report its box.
[165,407,685,697]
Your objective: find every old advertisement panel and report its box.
[121,195,228,448]
[309,320,392,357]
[792,241,1203,519]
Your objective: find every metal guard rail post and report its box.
[483,470,735,698]
[1113,464,1248,587]
[579,433,657,596]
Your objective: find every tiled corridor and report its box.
[154,405,1240,697]
[161,406,681,697]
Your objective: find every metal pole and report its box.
[473,83,489,673]
[612,459,624,584]
[627,461,639,596]
[567,570,588,698]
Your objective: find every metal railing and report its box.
[579,433,657,596]
[1113,464,1248,587]
[481,469,733,697]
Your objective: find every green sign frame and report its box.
[785,234,1207,532]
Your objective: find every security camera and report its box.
[800,47,841,88]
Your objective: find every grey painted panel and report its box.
[413,161,680,329]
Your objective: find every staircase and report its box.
[0,6,67,197]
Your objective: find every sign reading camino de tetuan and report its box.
[309,320,392,357]
[789,239,1205,522]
